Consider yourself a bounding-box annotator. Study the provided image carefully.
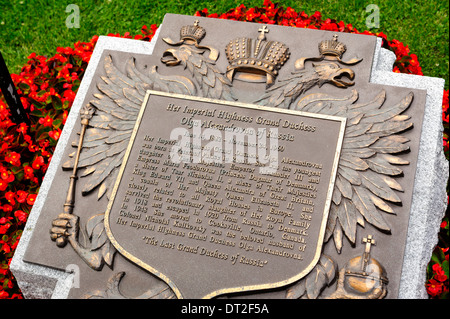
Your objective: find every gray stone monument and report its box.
[10,14,447,299]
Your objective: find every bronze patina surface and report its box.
[22,14,427,299]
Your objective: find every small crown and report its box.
[319,34,347,58]
[180,20,206,43]
[225,26,290,85]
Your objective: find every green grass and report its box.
[0,0,448,89]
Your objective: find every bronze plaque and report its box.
[105,90,345,298]
[19,14,431,300]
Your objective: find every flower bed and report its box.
[0,1,448,299]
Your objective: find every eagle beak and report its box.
[331,68,355,87]
[161,49,180,66]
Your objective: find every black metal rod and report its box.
[0,51,30,126]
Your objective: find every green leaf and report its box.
[37,131,49,141]
[30,99,45,110]
[432,246,446,263]
[15,170,24,182]
[53,119,62,128]
[52,95,62,110]
[72,79,81,91]
[14,230,23,238]
[443,260,449,278]
[18,82,30,92]
[63,100,70,110]
[30,109,43,117]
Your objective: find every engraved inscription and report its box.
[116,134,325,267]
[105,91,345,298]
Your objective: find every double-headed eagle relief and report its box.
[50,19,414,299]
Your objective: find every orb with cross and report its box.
[327,235,389,299]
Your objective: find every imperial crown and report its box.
[319,34,347,58]
[180,20,206,44]
[162,20,220,64]
[225,26,290,86]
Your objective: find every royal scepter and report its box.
[56,104,95,247]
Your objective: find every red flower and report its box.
[0,217,11,224]
[245,8,260,21]
[442,90,449,125]
[283,7,298,20]
[0,290,9,299]
[320,19,339,31]
[5,191,15,205]
[63,89,76,101]
[0,179,8,191]
[16,190,28,203]
[23,165,34,179]
[1,204,12,213]
[432,263,448,282]
[27,194,37,206]
[16,123,28,134]
[32,156,44,170]
[0,223,10,235]
[442,220,448,229]
[311,11,321,20]
[2,243,10,253]
[426,279,443,297]
[14,210,28,223]
[0,143,8,153]
[5,151,21,166]
[57,46,74,55]
[0,168,14,183]
[38,115,53,127]
[49,129,61,141]
[40,82,49,90]
[62,110,69,125]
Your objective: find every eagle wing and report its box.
[63,55,196,200]
[162,45,235,101]
[254,69,319,109]
[296,89,414,252]
[184,49,235,101]
[254,62,356,109]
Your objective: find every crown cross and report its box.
[258,26,269,38]
[255,25,269,57]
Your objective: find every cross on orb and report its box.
[361,235,376,272]
[362,235,376,254]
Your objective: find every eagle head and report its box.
[313,62,355,88]
[161,44,205,66]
